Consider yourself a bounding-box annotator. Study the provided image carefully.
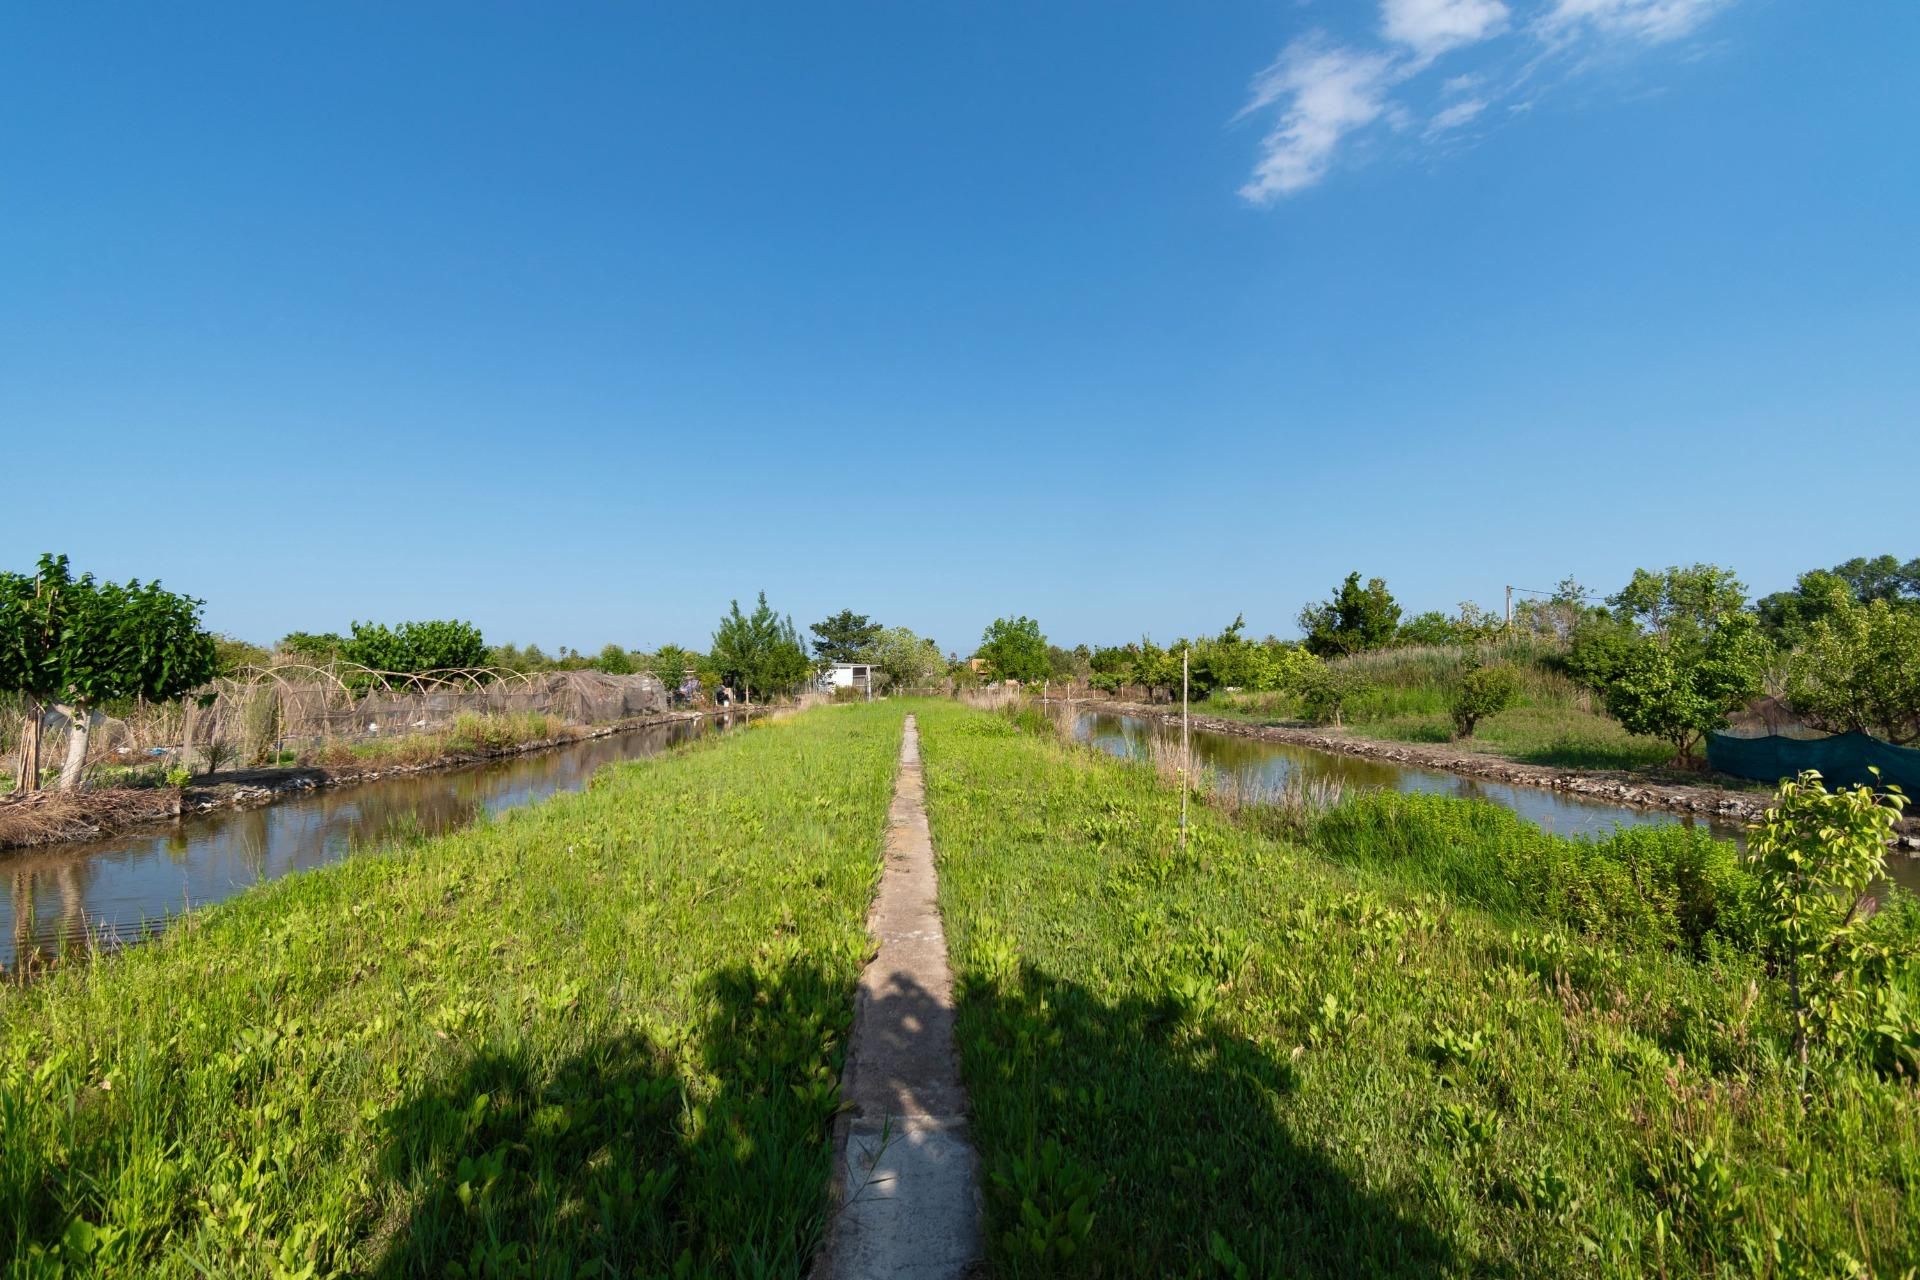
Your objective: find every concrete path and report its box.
[820,714,983,1280]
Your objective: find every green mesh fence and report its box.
[1707,730,1920,793]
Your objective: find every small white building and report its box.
[820,662,877,695]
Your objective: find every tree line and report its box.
[967,553,1920,766]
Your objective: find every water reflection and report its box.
[1078,710,1754,843]
[3,717,735,978]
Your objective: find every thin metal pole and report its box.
[1180,647,1190,853]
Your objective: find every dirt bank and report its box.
[1063,698,1920,852]
[0,707,750,854]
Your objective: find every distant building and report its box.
[821,662,877,695]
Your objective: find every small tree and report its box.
[865,627,944,692]
[1451,664,1520,739]
[1299,572,1402,657]
[1748,771,1909,1092]
[592,643,636,675]
[1299,666,1367,727]
[650,643,698,700]
[1602,612,1769,765]
[0,554,217,792]
[976,616,1050,684]
[341,620,488,674]
[711,593,809,703]
[1786,597,1920,744]
[810,610,882,664]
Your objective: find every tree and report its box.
[0,554,217,792]
[810,610,882,663]
[1608,564,1748,645]
[976,616,1050,684]
[212,634,271,678]
[649,644,698,700]
[341,620,488,674]
[1451,664,1520,739]
[1757,557,1920,641]
[1299,573,1402,657]
[278,631,345,661]
[1601,612,1769,764]
[1786,598,1920,744]
[865,627,945,692]
[592,643,636,675]
[1748,771,1910,1091]
[711,593,810,703]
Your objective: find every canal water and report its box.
[3,715,741,977]
[1074,711,1919,897]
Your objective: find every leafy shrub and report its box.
[1451,664,1521,739]
[341,619,488,675]
[1299,667,1367,726]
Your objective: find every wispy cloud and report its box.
[1236,0,1739,203]
[1536,0,1731,45]
[1239,38,1398,203]
[1425,97,1488,135]
[1382,0,1510,60]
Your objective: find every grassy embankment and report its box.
[916,701,1920,1277]
[1207,641,1676,772]
[0,702,906,1278]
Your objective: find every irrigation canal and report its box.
[3,714,745,978]
[1074,710,1920,895]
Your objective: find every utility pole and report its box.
[1505,585,1513,633]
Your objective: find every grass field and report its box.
[1207,642,1677,771]
[0,702,906,1278]
[916,701,1920,1277]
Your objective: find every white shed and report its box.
[821,662,877,695]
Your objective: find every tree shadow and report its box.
[368,960,852,1279]
[959,963,1465,1278]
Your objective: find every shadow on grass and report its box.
[370,962,851,1280]
[961,963,1464,1278]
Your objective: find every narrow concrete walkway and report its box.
[820,714,983,1279]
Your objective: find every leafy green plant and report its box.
[976,616,1051,684]
[0,553,218,792]
[1450,662,1520,739]
[1298,571,1402,658]
[340,619,488,675]
[1747,769,1911,1088]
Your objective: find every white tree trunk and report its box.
[54,704,100,792]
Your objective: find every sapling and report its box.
[1746,769,1909,1095]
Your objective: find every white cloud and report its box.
[1537,0,1731,44]
[1382,0,1510,59]
[1235,0,1739,201]
[1238,37,1398,204]
[1425,97,1488,135]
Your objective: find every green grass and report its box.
[0,702,906,1278]
[1209,641,1677,771]
[915,701,1920,1277]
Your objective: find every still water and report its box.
[3,715,740,977]
[1077,711,1920,895]
[1077,710,1741,838]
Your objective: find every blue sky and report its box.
[3,1,1914,657]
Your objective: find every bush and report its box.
[1299,667,1367,726]
[1450,663,1520,739]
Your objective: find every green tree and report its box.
[976,616,1050,684]
[1608,564,1748,644]
[712,594,810,703]
[865,627,945,692]
[650,643,698,697]
[0,554,218,792]
[1451,664,1520,739]
[1786,597,1920,744]
[592,643,636,675]
[342,620,488,675]
[1748,771,1910,1090]
[1299,572,1402,657]
[810,610,882,663]
[1601,612,1769,764]
[277,631,345,662]
[211,634,271,678]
